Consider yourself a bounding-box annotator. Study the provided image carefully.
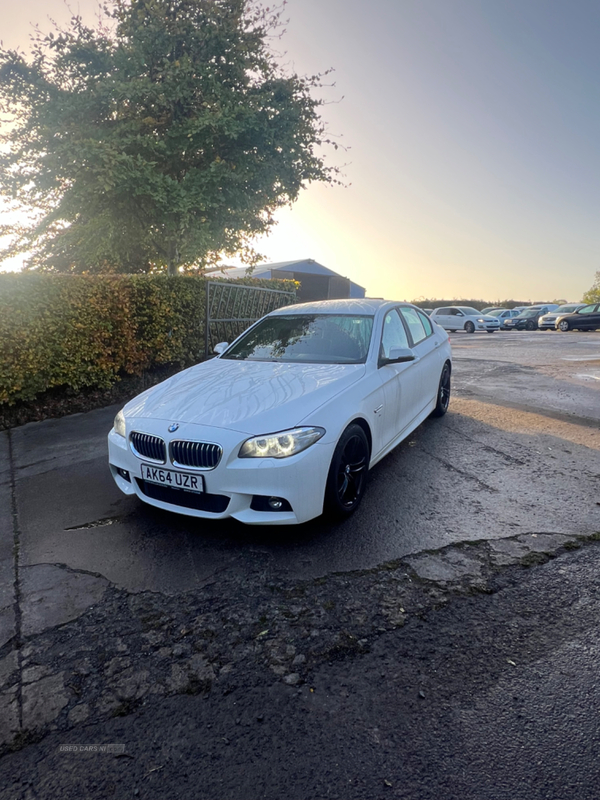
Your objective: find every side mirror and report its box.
[380,346,416,366]
[213,342,229,355]
[455,312,464,317]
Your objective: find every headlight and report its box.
[239,427,325,459]
[113,409,126,438]
[477,318,485,323]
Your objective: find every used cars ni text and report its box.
[429,307,500,333]
[108,300,452,525]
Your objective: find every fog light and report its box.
[250,495,292,512]
[116,467,131,482]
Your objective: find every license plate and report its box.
[140,464,205,493]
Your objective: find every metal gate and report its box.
[204,281,296,357]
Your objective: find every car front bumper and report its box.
[108,423,334,525]
[503,321,533,330]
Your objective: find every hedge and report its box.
[0,273,297,406]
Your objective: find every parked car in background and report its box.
[429,307,500,333]
[539,304,586,331]
[108,299,452,525]
[555,303,600,332]
[488,308,525,329]
[481,307,503,314]
[502,305,559,331]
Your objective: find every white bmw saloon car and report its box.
[108,299,452,525]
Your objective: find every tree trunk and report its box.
[167,241,179,276]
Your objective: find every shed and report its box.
[212,259,366,303]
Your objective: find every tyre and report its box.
[486,330,495,333]
[324,424,370,519]
[526,320,536,331]
[431,362,451,417]
[558,320,570,332]
[465,321,475,334]
[449,329,456,333]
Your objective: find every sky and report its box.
[1,0,599,302]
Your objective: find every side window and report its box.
[579,305,597,314]
[418,311,433,336]
[399,307,427,345]
[436,307,450,315]
[380,309,410,359]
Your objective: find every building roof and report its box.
[211,259,366,292]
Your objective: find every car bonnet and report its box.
[123,358,367,434]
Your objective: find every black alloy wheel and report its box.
[465,321,475,334]
[526,320,536,331]
[324,424,370,519]
[431,362,451,417]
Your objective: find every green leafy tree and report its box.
[0,0,339,274]
[582,272,600,304]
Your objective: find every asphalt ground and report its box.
[2,330,599,605]
[0,329,599,798]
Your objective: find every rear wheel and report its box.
[431,363,451,417]
[465,321,475,334]
[324,425,370,519]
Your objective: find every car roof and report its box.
[269,298,401,316]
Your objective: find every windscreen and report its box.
[221,314,374,364]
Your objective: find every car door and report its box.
[579,303,600,329]
[374,308,420,454]
[398,306,444,417]
[449,307,465,330]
